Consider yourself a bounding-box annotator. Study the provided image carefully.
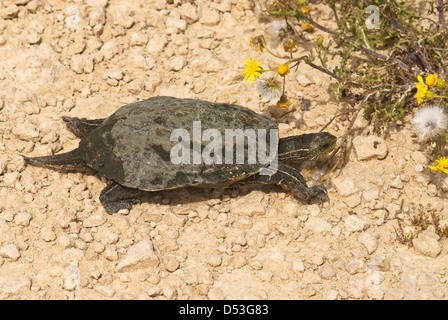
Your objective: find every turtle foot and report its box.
[99,182,143,214]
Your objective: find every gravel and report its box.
[0,0,446,300]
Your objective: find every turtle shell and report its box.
[78,96,278,191]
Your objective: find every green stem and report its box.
[432,95,448,99]
[264,46,288,59]
[267,9,412,72]
[359,28,372,50]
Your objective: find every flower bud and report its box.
[316,35,324,47]
[426,90,434,99]
[436,78,446,89]
[301,6,310,13]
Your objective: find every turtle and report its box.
[23,96,337,214]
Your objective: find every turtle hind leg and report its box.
[62,116,105,138]
[248,162,329,202]
[99,182,145,214]
[23,148,87,172]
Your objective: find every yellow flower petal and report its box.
[429,157,448,174]
[300,5,310,13]
[426,74,438,88]
[429,165,442,172]
[416,75,428,104]
[436,156,448,168]
[418,75,424,85]
[276,95,291,109]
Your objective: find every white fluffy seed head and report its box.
[256,77,282,100]
[269,20,288,45]
[412,106,448,140]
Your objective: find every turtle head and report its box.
[278,132,337,162]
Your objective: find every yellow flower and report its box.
[429,156,448,174]
[276,95,292,109]
[316,35,324,47]
[416,75,428,104]
[298,0,309,13]
[301,22,314,32]
[277,64,290,77]
[242,58,262,82]
[426,74,438,88]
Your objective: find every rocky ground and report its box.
[1,0,448,300]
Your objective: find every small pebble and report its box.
[358,231,378,254]
[345,258,365,275]
[0,244,21,261]
[412,230,441,258]
[332,176,358,197]
[344,215,366,232]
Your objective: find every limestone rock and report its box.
[115,240,159,272]
[318,264,337,280]
[412,230,441,258]
[166,17,187,33]
[67,39,86,56]
[41,226,56,242]
[344,215,367,232]
[199,8,220,25]
[82,214,107,228]
[0,274,31,299]
[180,3,199,22]
[305,216,332,234]
[345,258,365,275]
[146,35,168,54]
[14,212,32,227]
[1,5,20,19]
[166,56,187,71]
[230,191,265,216]
[190,50,223,72]
[0,244,20,261]
[100,41,119,60]
[110,8,134,29]
[331,176,358,197]
[12,121,40,142]
[358,231,378,254]
[129,32,148,46]
[352,135,388,161]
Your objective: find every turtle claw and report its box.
[309,184,329,202]
[101,199,135,215]
[292,184,329,203]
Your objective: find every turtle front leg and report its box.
[250,162,329,202]
[99,182,145,214]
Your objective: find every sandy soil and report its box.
[1,0,448,300]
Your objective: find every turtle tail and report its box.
[23,148,87,172]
